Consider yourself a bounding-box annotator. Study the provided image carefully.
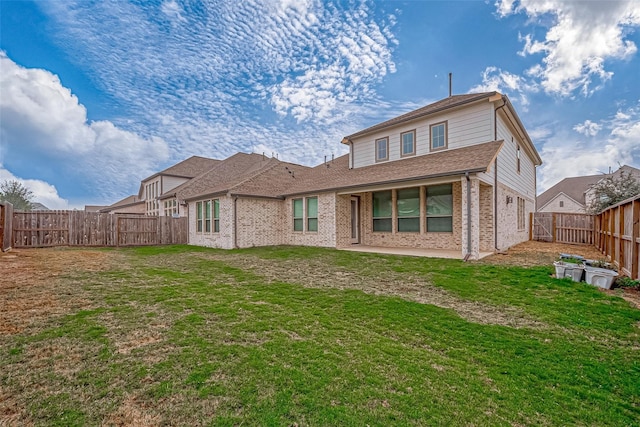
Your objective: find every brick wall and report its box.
[479,183,494,251]
[236,198,284,248]
[358,182,463,250]
[281,193,337,247]
[188,196,234,249]
[335,194,353,248]
[496,183,534,250]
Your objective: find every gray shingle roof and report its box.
[282,140,503,196]
[176,153,309,201]
[536,165,640,209]
[142,155,220,182]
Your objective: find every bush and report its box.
[614,276,640,290]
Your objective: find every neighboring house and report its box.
[98,195,145,215]
[537,165,640,214]
[85,205,108,213]
[31,202,49,211]
[175,91,541,259]
[139,155,220,217]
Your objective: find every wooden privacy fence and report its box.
[595,195,640,280]
[11,211,188,248]
[530,212,594,245]
[0,202,14,252]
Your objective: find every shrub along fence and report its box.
[11,210,188,248]
[595,194,640,280]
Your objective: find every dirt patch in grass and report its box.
[101,395,161,427]
[196,252,546,329]
[0,248,117,335]
[478,240,605,267]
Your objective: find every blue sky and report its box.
[1,0,639,209]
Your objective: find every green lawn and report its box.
[1,245,639,426]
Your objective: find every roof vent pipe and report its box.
[449,73,452,97]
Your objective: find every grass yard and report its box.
[1,244,639,426]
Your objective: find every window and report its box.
[164,199,177,217]
[293,198,303,231]
[213,199,220,232]
[401,130,415,157]
[307,197,318,232]
[375,137,389,162]
[196,201,203,233]
[372,191,392,232]
[205,200,212,232]
[559,201,564,208]
[426,184,453,232]
[517,197,525,230]
[397,188,420,232]
[430,122,447,151]
[516,145,521,173]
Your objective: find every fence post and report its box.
[619,204,625,271]
[551,213,556,243]
[633,199,639,280]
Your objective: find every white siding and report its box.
[163,176,189,193]
[351,101,494,168]
[495,115,536,200]
[538,194,586,213]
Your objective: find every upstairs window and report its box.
[401,130,416,157]
[293,199,303,231]
[373,190,392,232]
[430,122,447,151]
[375,137,389,162]
[426,184,453,232]
[307,197,318,232]
[397,188,420,232]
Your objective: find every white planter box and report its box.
[570,265,585,282]
[584,266,618,289]
[554,261,583,281]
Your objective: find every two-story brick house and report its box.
[176,91,541,259]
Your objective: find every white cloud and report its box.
[0,53,170,202]
[0,166,69,210]
[496,0,640,96]
[160,0,187,25]
[470,66,538,108]
[573,120,602,137]
[537,103,640,193]
[37,0,398,150]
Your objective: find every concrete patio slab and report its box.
[339,245,493,260]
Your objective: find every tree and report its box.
[586,170,640,214]
[0,180,34,211]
